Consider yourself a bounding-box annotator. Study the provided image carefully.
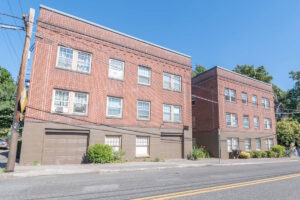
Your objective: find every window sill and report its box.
[138,82,151,87]
[56,66,90,75]
[108,77,124,82]
[135,155,150,158]
[163,88,182,93]
[137,118,151,121]
[106,116,122,119]
[51,111,88,117]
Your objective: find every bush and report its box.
[276,119,300,148]
[87,144,114,164]
[266,150,276,158]
[112,150,124,162]
[250,150,262,158]
[229,150,241,159]
[239,151,250,159]
[189,146,210,160]
[271,145,285,158]
[261,151,268,158]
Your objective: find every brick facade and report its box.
[192,67,276,159]
[20,6,192,165]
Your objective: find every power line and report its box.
[0,12,23,21]
[6,0,24,43]
[0,22,24,30]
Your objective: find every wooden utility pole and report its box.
[6,8,35,172]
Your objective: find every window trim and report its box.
[255,138,261,151]
[225,88,236,103]
[51,89,70,114]
[136,136,150,157]
[244,138,251,152]
[106,96,123,118]
[254,116,260,129]
[163,104,182,123]
[227,137,239,152]
[262,97,270,109]
[252,95,258,107]
[241,92,248,105]
[243,115,250,129]
[265,138,274,150]
[163,72,182,92]
[72,92,89,115]
[76,50,92,74]
[137,100,151,121]
[264,118,272,130]
[226,113,238,128]
[138,66,151,86]
[108,58,125,81]
[105,135,122,152]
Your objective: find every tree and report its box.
[0,67,16,137]
[276,119,300,148]
[289,71,300,88]
[192,65,206,77]
[233,65,273,83]
[285,70,300,122]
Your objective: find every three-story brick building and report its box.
[192,66,276,159]
[20,5,192,165]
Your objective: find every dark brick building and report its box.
[192,66,276,159]
[20,5,192,165]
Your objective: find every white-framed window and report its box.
[252,95,258,107]
[57,46,73,70]
[226,113,238,127]
[242,92,247,105]
[105,136,121,152]
[265,138,274,150]
[106,97,123,118]
[52,89,70,113]
[137,100,150,120]
[244,138,251,151]
[73,92,88,114]
[77,51,91,73]
[108,59,124,80]
[138,66,151,85]
[254,116,259,129]
[57,46,91,73]
[264,118,272,130]
[225,88,236,102]
[255,138,261,151]
[163,72,181,92]
[262,97,270,109]
[243,115,250,128]
[163,104,182,123]
[227,137,239,152]
[136,136,149,157]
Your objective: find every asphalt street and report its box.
[0,161,300,200]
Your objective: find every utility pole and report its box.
[6,8,35,172]
[218,128,221,164]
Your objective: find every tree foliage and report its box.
[276,119,300,148]
[192,65,206,77]
[233,65,273,83]
[0,67,16,137]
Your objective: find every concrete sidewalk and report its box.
[1,157,299,178]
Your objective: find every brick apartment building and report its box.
[192,67,276,159]
[20,5,192,165]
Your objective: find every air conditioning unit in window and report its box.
[55,106,64,113]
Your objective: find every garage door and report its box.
[42,131,89,165]
[161,135,182,159]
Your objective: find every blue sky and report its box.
[0,0,299,90]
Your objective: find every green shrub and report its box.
[112,150,124,162]
[271,145,285,158]
[87,144,114,164]
[284,149,292,157]
[261,151,268,158]
[239,151,250,159]
[266,150,276,158]
[189,146,210,160]
[250,150,262,158]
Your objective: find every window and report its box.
[106,97,123,118]
[109,59,124,80]
[252,95,258,107]
[244,138,251,151]
[136,136,149,157]
[163,72,181,92]
[57,46,91,73]
[226,113,238,127]
[73,92,88,114]
[138,66,151,85]
[255,138,261,151]
[105,136,121,152]
[52,90,70,113]
[192,96,196,106]
[243,115,250,128]
[77,51,91,73]
[137,101,150,120]
[163,104,182,123]
[264,118,272,130]
[227,138,239,152]
[265,138,274,150]
[254,116,259,129]
[242,92,248,105]
[262,98,270,109]
[57,46,73,70]
[225,88,236,102]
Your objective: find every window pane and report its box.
[136,136,149,157]
[163,105,171,121]
[58,47,73,69]
[232,114,238,127]
[230,90,236,102]
[137,101,150,120]
[109,59,124,80]
[245,139,251,151]
[53,90,69,113]
[242,93,247,104]
[255,139,261,150]
[173,106,181,122]
[232,138,239,150]
[77,51,91,73]
[73,92,88,114]
[227,138,232,152]
[226,113,231,126]
[163,73,171,89]
[107,97,122,117]
[105,136,121,152]
[243,116,249,128]
[138,66,151,85]
[173,75,181,92]
[252,95,258,106]
[225,89,230,101]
